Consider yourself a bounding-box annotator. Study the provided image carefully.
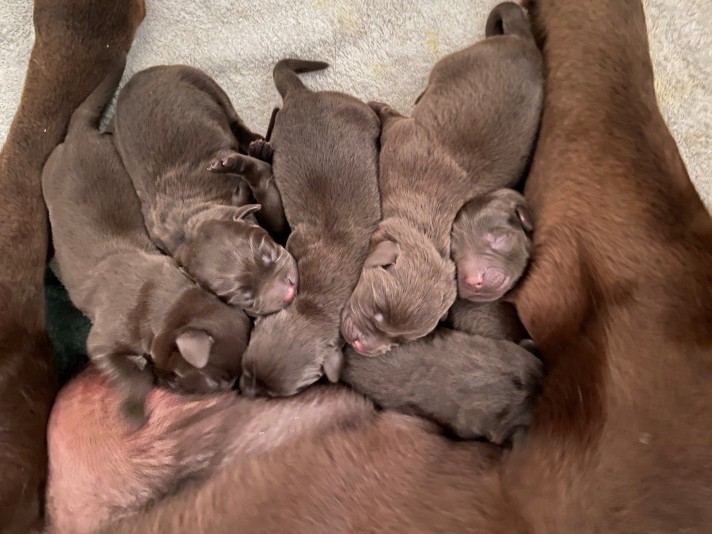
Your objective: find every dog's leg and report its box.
[0,0,145,529]
[208,149,289,242]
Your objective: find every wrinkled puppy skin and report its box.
[239,59,382,398]
[341,3,543,356]
[452,188,533,302]
[0,0,145,529]
[43,69,251,429]
[113,65,297,316]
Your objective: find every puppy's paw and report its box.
[248,139,274,163]
[121,398,148,433]
[208,154,240,173]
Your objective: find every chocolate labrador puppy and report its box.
[452,189,533,301]
[342,332,541,444]
[43,67,251,427]
[341,3,543,355]
[0,0,145,528]
[239,59,381,398]
[113,65,297,316]
[343,189,538,444]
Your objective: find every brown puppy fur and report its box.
[238,59,382,398]
[0,0,144,529]
[452,189,533,302]
[43,73,251,427]
[447,299,527,341]
[343,189,538,444]
[341,4,543,356]
[113,65,297,316]
[47,0,712,532]
[341,330,542,444]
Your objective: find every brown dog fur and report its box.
[0,0,144,530]
[46,370,375,533]
[341,330,542,444]
[238,59,382,398]
[504,0,712,531]
[46,0,712,532]
[452,189,533,302]
[43,71,251,427]
[113,65,298,316]
[342,188,538,444]
[340,4,543,356]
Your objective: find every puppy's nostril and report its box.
[464,275,484,289]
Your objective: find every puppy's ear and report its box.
[365,240,400,269]
[233,203,262,221]
[176,330,214,369]
[515,204,534,233]
[323,348,343,383]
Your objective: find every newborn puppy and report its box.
[42,66,251,426]
[341,3,543,355]
[452,189,533,301]
[341,330,541,445]
[113,65,297,315]
[239,59,381,397]
[343,186,538,444]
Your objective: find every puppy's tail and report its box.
[485,2,534,41]
[273,58,329,98]
[66,56,127,137]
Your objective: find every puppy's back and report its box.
[271,89,381,232]
[113,65,240,195]
[43,64,156,307]
[412,3,543,191]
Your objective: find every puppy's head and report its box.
[341,224,457,356]
[452,189,533,302]
[239,308,342,398]
[175,204,298,316]
[151,287,251,393]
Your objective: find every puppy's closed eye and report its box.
[486,231,516,253]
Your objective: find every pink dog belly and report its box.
[46,367,372,533]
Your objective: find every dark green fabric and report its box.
[44,269,90,385]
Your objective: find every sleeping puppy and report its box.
[343,188,539,445]
[452,189,533,302]
[42,65,251,427]
[113,65,297,316]
[341,331,541,445]
[239,59,382,398]
[340,3,543,355]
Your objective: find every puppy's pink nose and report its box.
[283,283,296,303]
[353,339,365,353]
[464,275,484,289]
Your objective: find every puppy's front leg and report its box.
[208,145,289,242]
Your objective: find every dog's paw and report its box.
[248,139,274,162]
[208,155,239,173]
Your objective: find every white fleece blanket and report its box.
[1,0,710,207]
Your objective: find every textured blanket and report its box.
[2,0,710,206]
